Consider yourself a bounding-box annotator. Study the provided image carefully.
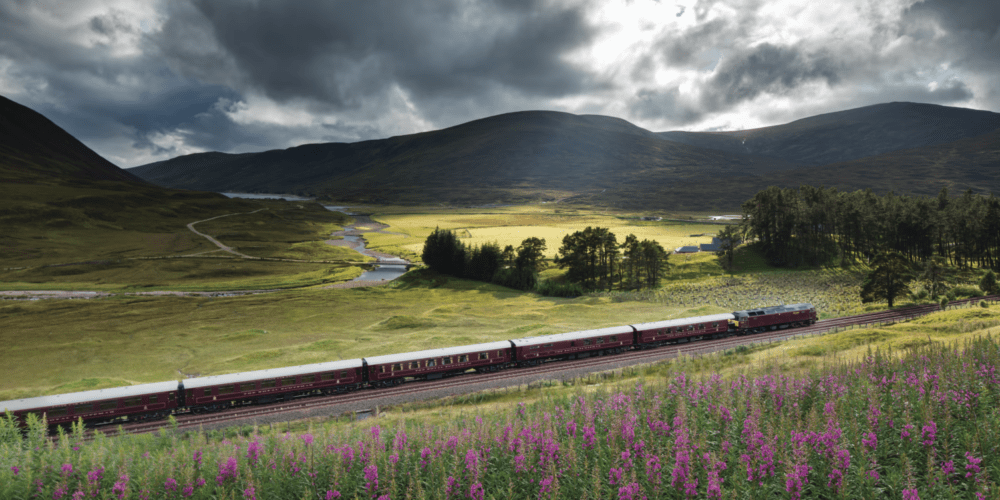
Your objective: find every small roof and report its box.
[632,313,736,331]
[510,325,635,347]
[733,303,814,317]
[0,381,179,413]
[364,341,513,366]
[183,358,364,389]
[675,246,700,253]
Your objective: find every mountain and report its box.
[130,110,804,203]
[0,95,146,185]
[657,101,1000,166]
[131,102,1000,209]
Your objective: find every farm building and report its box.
[674,246,700,253]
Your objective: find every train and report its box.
[1,303,816,429]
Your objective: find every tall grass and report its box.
[3,333,998,499]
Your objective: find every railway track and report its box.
[96,295,1000,438]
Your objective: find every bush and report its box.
[535,280,585,298]
[980,270,998,295]
[492,267,537,291]
[940,296,949,310]
[980,300,989,308]
[951,285,982,299]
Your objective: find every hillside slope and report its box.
[0,95,146,185]
[657,101,1000,166]
[131,110,803,203]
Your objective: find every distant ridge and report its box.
[130,102,1000,209]
[657,101,1000,166]
[0,95,146,185]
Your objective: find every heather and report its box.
[3,336,999,499]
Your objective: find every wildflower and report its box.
[389,453,399,465]
[921,421,937,446]
[469,482,485,500]
[11,465,19,476]
[112,473,130,500]
[87,467,104,484]
[61,463,73,476]
[901,424,914,440]
[419,447,432,468]
[377,496,390,500]
[71,492,84,500]
[301,434,314,446]
[394,430,408,451]
[902,488,920,500]
[216,457,239,485]
[539,476,555,497]
[618,482,641,500]
[706,468,723,500]
[965,451,983,482]
[182,485,194,498]
[465,449,479,473]
[941,460,955,476]
[196,478,206,488]
[867,469,880,482]
[862,432,877,452]
[193,450,203,468]
[53,485,68,500]
[246,441,264,466]
[445,476,457,497]
[609,467,624,486]
[164,478,178,493]
[582,426,597,449]
[325,491,341,500]
[364,464,379,494]
[785,464,810,500]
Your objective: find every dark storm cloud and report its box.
[703,43,842,110]
[163,0,600,110]
[902,0,1000,69]
[630,87,704,124]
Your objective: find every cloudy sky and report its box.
[1,0,997,168]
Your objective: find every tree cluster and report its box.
[742,186,1000,270]
[421,228,545,291]
[554,227,670,291]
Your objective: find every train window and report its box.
[699,324,705,330]
[427,359,436,367]
[282,378,296,386]
[261,380,277,389]
[792,311,799,315]
[479,353,489,360]
[75,404,94,413]
[217,386,234,396]
[409,362,419,369]
[99,401,117,411]
[443,357,453,365]
[149,395,159,403]
[529,346,539,350]
[203,388,213,396]
[596,338,605,344]
[712,323,718,328]
[168,392,176,401]
[543,344,553,348]
[392,364,402,372]
[340,371,349,378]
[123,397,142,407]
[583,340,591,345]
[497,351,504,357]
[241,383,256,391]
[459,355,469,363]
[610,336,617,342]
[321,373,337,381]
[48,407,68,418]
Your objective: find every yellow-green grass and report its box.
[0,271,729,401]
[0,258,362,292]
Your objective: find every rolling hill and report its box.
[130,110,805,204]
[129,102,1000,210]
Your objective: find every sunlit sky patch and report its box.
[1,0,997,167]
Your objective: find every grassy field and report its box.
[0,194,359,292]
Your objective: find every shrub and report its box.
[940,296,949,310]
[980,270,998,295]
[980,300,989,308]
[535,280,584,298]
[951,285,982,299]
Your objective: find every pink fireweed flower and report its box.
[87,467,104,484]
[216,456,239,485]
[182,485,194,498]
[389,453,399,465]
[609,467,624,486]
[582,426,597,449]
[243,485,256,500]
[445,476,457,497]
[465,448,479,473]
[10,465,19,476]
[71,492,84,500]
[164,478,178,493]
[921,422,937,446]
[112,474,130,500]
[196,478,206,488]
[539,476,555,498]
[862,432,877,452]
[565,420,577,437]
[192,450,203,468]
[469,482,485,500]
[902,488,920,500]
[364,464,379,494]
[393,430,407,451]
[419,447,432,468]
[53,485,68,500]
[325,491,341,499]
[965,451,983,481]
[300,434,314,446]
[246,441,264,466]
[61,463,73,476]
[901,424,915,440]
[785,464,810,500]
[618,482,642,500]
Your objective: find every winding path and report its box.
[185,209,268,258]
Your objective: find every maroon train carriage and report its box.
[363,341,513,387]
[181,358,364,414]
[0,381,179,428]
[631,313,737,348]
[510,325,635,366]
[732,303,817,334]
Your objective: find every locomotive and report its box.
[2,303,816,428]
